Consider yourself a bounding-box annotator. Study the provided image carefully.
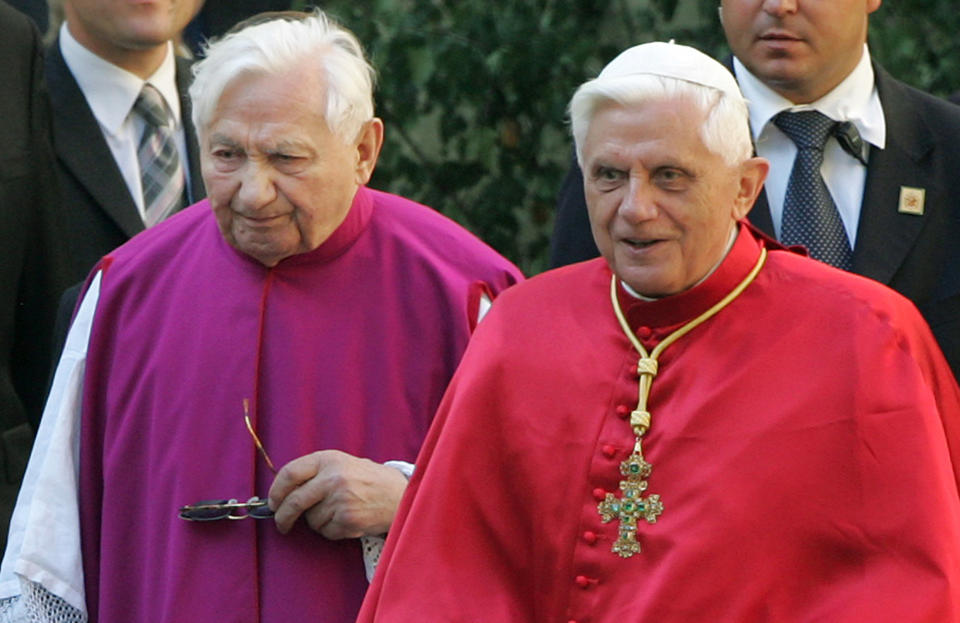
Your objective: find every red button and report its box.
[582,531,597,545]
[592,488,606,501]
[637,326,652,339]
[575,575,590,588]
[615,405,630,419]
[602,444,617,458]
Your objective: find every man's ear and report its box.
[355,118,384,186]
[732,156,769,220]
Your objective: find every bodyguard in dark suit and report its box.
[550,0,960,378]
[48,0,206,284]
[0,0,72,551]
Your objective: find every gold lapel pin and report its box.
[898,186,925,216]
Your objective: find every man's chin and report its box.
[614,268,679,299]
[747,56,812,93]
[230,236,297,267]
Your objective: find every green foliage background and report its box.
[294,1,960,274]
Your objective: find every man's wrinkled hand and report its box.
[267,449,409,538]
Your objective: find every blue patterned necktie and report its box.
[774,110,853,270]
[133,84,184,227]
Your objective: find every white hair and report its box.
[190,9,376,143]
[569,74,753,167]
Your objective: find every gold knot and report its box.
[630,410,651,431]
[636,358,658,377]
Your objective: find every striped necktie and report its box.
[133,84,184,227]
[774,110,853,270]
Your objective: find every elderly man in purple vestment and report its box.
[0,9,521,623]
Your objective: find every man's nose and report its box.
[762,0,799,16]
[619,177,659,223]
[237,163,277,208]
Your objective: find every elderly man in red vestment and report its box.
[0,9,521,623]
[359,42,960,622]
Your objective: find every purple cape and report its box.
[78,187,522,622]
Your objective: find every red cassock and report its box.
[359,225,960,623]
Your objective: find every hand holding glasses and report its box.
[178,399,278,523]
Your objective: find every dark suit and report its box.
[549,61,960,378]
[46,39,206,284]
[0,0,72,550]
[5,0,46,31]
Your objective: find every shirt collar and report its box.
[59,22,182,136]
[734,44,886,150]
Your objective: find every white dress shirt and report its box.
[734,44,886,246]
[59,23,191,221]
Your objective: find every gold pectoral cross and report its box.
[600,250,766,559]
[597,445,663,557]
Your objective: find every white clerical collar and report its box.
[621,226,738,301]
[734,44,885,151]
[60,22,182,136]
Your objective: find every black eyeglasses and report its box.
[178,399,278,522]
[179,496,275,521]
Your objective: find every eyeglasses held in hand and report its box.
[178,399,278,522]
[179,496,275,521]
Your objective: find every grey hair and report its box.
[569,75,753,168]
[189,9,376,143]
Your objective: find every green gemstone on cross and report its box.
[620,455,652,479]
[597,480,663,558]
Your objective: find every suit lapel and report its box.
[176,56,205,204]
[852,65,933,285]
[46,41,145,239]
